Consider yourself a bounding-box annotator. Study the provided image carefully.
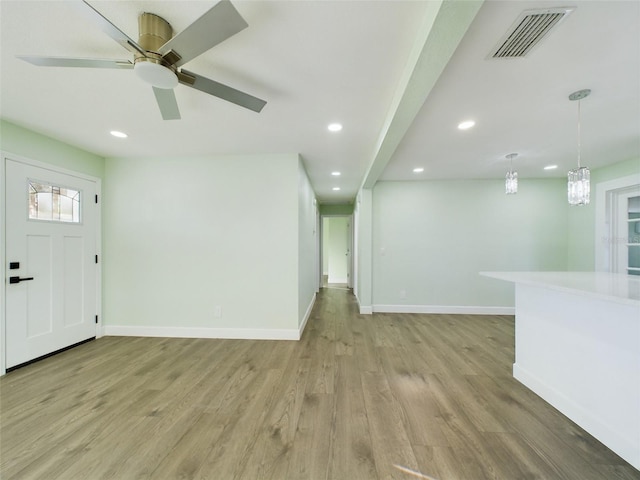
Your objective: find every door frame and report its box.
[1,151,103,376]
[595,173,640,272]
[319,214,354,289]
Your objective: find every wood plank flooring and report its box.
[1,287,638,479]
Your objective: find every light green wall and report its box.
[297,157,318,326]
[0,120,104,178]
[568,156,640,270]
[104,153,301,331]
[5,120,635,322]
[372,178,568,307]
[1,123,318,336]
[319,204,353,215]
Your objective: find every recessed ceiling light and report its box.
[544,165,558,170]
[332,187,341,191]
[110,130,128,138]
[331,171,341,176]
[413,167,424,173]
[457,120,475,130]
[328,123,343,132]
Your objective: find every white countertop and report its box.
[481,271,640,306]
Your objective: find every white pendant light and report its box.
[567,89,591,206]
[505,153,518,194]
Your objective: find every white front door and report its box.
[5,158,98,369]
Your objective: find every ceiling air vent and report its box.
[490,7,575,58]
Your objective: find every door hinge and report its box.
[95,194,98,204]
[95,255,99,264]
[95,315,99,324]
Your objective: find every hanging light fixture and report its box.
[505,153,518,194]
[567,89,591,206]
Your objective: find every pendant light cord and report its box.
[577,99,582,169]
[507,153,516,173]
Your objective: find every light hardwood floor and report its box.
[1,288,639,479]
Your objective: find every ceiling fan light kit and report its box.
[134,61,178,89]
[17,0,266,119]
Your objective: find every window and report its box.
[28,180,81,223]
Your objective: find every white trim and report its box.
[104,325,301,341]
[328,276,348,284]
[372,304,515,315]
[298,292,316,338]
[108,294,315,342]
[95,178,103,338]
[1,154,6,375]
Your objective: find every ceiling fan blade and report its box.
[179,70,266,113]
[77,1,146,57]
[153,87,181,120]
[158,0,248,67]
[17,56,133,69]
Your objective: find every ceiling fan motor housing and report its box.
[134,13,179,89]
[138,13,172,53]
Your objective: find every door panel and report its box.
[63,235,85,327]
[5,158,97,368]
[27,235,53,337]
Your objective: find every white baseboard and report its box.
[104,325,300,341]
[372,304,515,315]
[298,293,316,338]
[354,293,372,314]
[104,298,316,342]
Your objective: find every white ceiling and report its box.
[381,0,640,183]
[1,1,639,204]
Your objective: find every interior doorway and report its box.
[321,216,352,289]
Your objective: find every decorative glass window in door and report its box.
[628,196,640,276]
[28,180,81,223]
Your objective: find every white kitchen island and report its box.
[482,271,640,470]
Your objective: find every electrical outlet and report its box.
[214,306,222,318]
[400,290,406,299]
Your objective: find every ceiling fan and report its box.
[17,0,267,120]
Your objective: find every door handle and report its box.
[9,276,34,284]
